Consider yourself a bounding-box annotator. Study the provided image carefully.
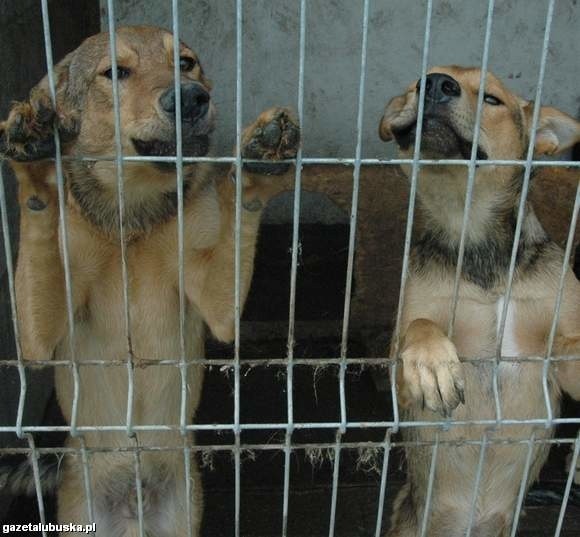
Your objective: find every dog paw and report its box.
[241,107,300,175]
[0,93,77,162]
[400,331,465,417]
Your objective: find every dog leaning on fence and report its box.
[379,66,580,536]
[0,25,300,537]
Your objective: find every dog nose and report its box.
[417,73,461,104]
[159,83,210,123]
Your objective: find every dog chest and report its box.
[495,295,522,359]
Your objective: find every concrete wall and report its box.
[102,0,580,160]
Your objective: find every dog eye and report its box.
[179,57,196,72]
[483,93,502,106]
[102,66,131,80]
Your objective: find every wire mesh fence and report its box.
[0,0,579,536]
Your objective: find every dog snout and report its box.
[159,82,210,123]
[417,73,461,104]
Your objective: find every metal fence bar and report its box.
[465,434,488,537]
[5,413,580,434]
[133,446,146,537]
[39,0,80,438]
[390,0,433,444]
[391,0,434,363]
[282,1,307,534]
[183,437,194,537]
[27,435,48,537]
[328,432,343,537]
[373,431,392,537]
[419,433,439,537]
[338,0,371,433]
[495,0,556,426]
[447,0,495,338]
[79,437,96,536]
[542,177,580,420]
[2,353,580,369]
[509,433,536,537]
[170,0,190,440]
[104,0,136,438]
[1,435,578,458]
[12,154,580,168]
[234,3,244,537]
[0,166,27,438]
[553,432,580,537]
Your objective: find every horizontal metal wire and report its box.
[0,436,578,457]
[2,413,580,436]
[1,354,579,368]
[3,154,580,168]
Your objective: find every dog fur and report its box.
[379,66,580,536]
[0,25,300,537]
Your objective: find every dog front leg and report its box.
[186,107,300,342]
[12,161,71,360]
[396,318,466,416]
[1,94,79,361]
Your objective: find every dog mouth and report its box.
[131,134,210,170]
[392,116,488,160]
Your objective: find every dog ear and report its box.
[525,103,580,156]
[379,94,408,142]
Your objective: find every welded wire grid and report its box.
[0,0,579,536]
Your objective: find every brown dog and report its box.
[0,26,299,537]
[379,66,580,536]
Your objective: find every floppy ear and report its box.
[524,103,580,156]
[31,51,82,141]
[379,94,408,142]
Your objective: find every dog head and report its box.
[50,25,215,164]
[36,26,218,236]
[379,66,580,164]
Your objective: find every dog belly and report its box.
[54,307,204,431]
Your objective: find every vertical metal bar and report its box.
[105,0,136,438]
[465,434,488,537]
[338,0,371,433]
[390,0,433,441]
[328,432,343,537]
[183,438,194,537]
[283,2,306,534]
[447,0,495,338]
[39,0,80,437]
[26,435,48,537]
[133,446,146,537]
[80,437,96,535]
[389,362,400,433]
[495,0,556,426]
[553,433,580,537]
[234,2,243,536]
[374,431,392,537]
[509,433,536,537]
[0,167,27,438]
[419,433,439,537]
[391,0,434,359]
[543,181,580,420]
[170,0,189,440]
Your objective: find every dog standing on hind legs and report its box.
[379,66,580,536]
[0,26,300,537]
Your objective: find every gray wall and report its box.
[102,0,580,160]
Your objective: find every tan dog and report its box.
[379,66,580,536]
[0,26,299,537]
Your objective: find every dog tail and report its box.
[0,453,61,496]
